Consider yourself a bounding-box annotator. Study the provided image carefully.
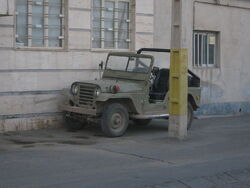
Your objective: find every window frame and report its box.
[193,31,219,68]
[91,0,132,51]
[14,0,67,50]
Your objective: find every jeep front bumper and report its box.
[60,105,97,116]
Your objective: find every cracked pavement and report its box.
[0,115,250,188]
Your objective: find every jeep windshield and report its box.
[105,54,152,73]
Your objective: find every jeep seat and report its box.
[150,69,169,100]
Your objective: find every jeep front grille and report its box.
[79,84,96,108]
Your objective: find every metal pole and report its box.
[168,0,188,140]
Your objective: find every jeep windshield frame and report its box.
[103,52,154,81]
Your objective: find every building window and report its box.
[92,0,131,49]
[193,32,218,67]
[15,0,65,48]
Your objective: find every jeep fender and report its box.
[96,98,141,115]
[188,94,198,111]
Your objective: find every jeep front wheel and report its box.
[101,103,129,137]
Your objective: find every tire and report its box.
[187,102,194,130]
[133,119,152,126]
[64,115,85,131]
[101,103,129,137]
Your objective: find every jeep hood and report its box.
[78,79,145,93]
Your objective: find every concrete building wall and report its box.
[0,0,154,132]
[0,0,14,16]
[154,0,250,116]
[193,0,250,115]
[0,0,250,132]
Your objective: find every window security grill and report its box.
[193,32,217,68]
[92,0,131,49]
[16,0,65,48]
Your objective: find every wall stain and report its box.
[33,97,58,104]
[201,81,224,104]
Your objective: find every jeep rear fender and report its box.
[188,94,198,110]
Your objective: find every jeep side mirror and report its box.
[99,61,104,70]
[152,66,159,76]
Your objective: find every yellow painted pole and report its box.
[168,49,188,139]
[169,49,188,116]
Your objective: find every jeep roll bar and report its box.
[137,48,171,54]
[137,48,200,81]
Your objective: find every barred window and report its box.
[92,0,131,49]
[15,0,65,48]
[193,32,218,68]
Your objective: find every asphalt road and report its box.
[0,115,250,188]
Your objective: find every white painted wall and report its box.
[194,1,250,104]
[0,0,8,15]
[154,0,250,115]
[0,0,155,132]
[0,0,14,15]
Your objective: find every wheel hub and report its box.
[111,113,122,129]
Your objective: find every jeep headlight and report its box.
[71,83,78,95]
[94,87,101,97]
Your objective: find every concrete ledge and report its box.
[0,114,63,133]
[195,101,250,116]
[196,113,250,120]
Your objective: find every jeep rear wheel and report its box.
[187,102,194,130]
[133,119,152,126]
[101,103,129,137]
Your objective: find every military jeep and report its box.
[60,48,201,137]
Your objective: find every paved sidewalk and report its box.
[0,115,250,188]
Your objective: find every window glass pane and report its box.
[194,34,198,66]
[93,0,101,7]
[105,31,115,48]
[118,2,129,49]
[209,35,216,65]
[93,0,101,27]
[16,0,28,46]
[193,32,217,67]
[92,0,101,48]
[198,34,202,66]
[16,0,64,48]
[127,57,151,73]
[48,0,62,47]
[209,44,215,65]
[32,0,44,47]
[107,55,151,73]
[107,56,129,71]
[92,0,130,49]
[203,35,208,65]
[104,1,115,48]
[92,30,101,48]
